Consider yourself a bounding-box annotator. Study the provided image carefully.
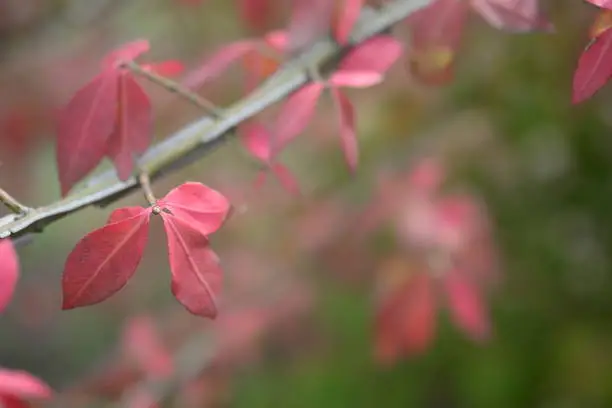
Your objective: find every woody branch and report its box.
[0,0,432,241]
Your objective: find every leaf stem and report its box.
[0,188,30,215]
[137,172,157,207]
[124,60,225,118]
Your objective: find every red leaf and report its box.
[333,0,363,44]
[330,88,358,171]
[0,369,52,400]
[270,163,301,195]
[471,0,552,32]
[102,39,150,69]
[338,35,404,75]
[240,121,272,162]
[274,83,324,145]
[122,315,173,378]
[161,215,222,318]
[329,70,383,88]
[443,270,490,341]
[56,71,119,196]
[573,28,612,103]
[107,73,152,180]
[586,0,612,9]
[375,273,436,363]
[141,60,185,77]
[287,0,334,53]
[0,239,19,313]
[239,0,273,31]
[184,41,257,89]
[159,182,230,236]
[62,207,150,309]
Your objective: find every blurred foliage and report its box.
[2,0,612,407]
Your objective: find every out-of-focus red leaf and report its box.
[0,369,52,402]
[270,163,301,195]
[102,39,150,69]
[161,215,222,318]
[240,121,273,162]
[287,0,334,53]
[471,0,552,32]
[141,60,185,77]
[330,88,358,171]
[573,28,612,103]
[107,74,152,180]
[338,36,404,74]
[443,270,490,341]
[56,71,119,196]
[159,182,230,236]
[586,0,612,9]
[239,0,273,31]
[62,207,151,309]
[0,239,19,313]
[329,71,383,88]
[275,83,324,145]
[122,316,174,379]
[333,0,363,44]
[376,273,436,363]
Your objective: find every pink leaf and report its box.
[162,215,222,318]
[329,70,383,88]
[122,315,173,378]
[337,35,404,75]
[0,369,52,400]
[102,39,150,69]
[240,121,272,162]
[56,71,119,196]
[471,0,553,32]
[0,239,19,313]
[263,30,289,52]
[287,0,334,53]
[274,83,324,146]
[587,0,612,9]
[159,182,230,236]
[334,0,363,44]
[270,163,301,195]
[184,41,257,89]
[573,28,612,103]
[443,270,490,341]
[141,60,185,77]
[107,73,152,180]
[330,88,358,171]
[239,0,273,31]
[62,207,150,309]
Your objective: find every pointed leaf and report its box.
[239,122,272,162]
[62,207,150,309]
[160,182,230,236]
[443,270,490,341]
[162,215,222,318]
[329,70,383,88]
[573,28,612,103]
[274,83,324,146]
[102,39,150,69]
[330,88,358,171]
[270,163,300,195]
[107,73,152,180]
[0,239,19,313]
[333,0,363,44]
[338,35,403,74]
[0,369,52,400]
[56,71,119,195]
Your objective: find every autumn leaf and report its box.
[62,207,151,309]
[0,369,52,407]
[573,27,612,103]
[471,0,552,32]
[332,0,364,44]
[0,238,19,313]
[443,269,490,341]
[158,182,231,236]
[122,315,173,379]
[586,0,612,9]
[57,39,181,195]
[161,214,223,318]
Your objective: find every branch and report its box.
[0,0,432,240]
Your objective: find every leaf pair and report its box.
[57,40,183,196]
[275,35,403,171]
[62,182,230,318]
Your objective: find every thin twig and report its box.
[0,189,30,215]
[137,172,157,206]
[0,0,433,240]
[124,60,225,118]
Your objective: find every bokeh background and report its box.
[2,0,612,407]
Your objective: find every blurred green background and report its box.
[2,0,612,407]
